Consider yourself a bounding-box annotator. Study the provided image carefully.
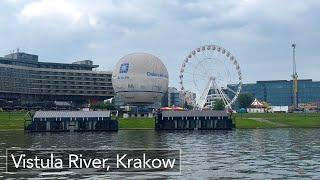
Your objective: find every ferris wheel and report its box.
[179,45,242,110]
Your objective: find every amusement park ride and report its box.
[179,44,242,110]
[179,43,299,111]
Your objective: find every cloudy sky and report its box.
[0,0,319,86]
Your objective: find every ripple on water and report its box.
[0,129,319,179]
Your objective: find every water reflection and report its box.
[0,129,319,179]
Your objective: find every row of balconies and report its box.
[31,75,111,81]
[0,67,111,78]
[35,71,111,77]
[32,81,112,86]
[0,84,113,91]
[37,85,113,90]
[0,86,114,96]
[0,75,111,84]
[1,78,112,87]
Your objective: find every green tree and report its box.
[213,99,225,110]
[184,101,194,110]
[91,102,116,110]
[237,93,254,109]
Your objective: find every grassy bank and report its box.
[118,117,154,129]
[119,114,320,129]
[0,111,28,130]
[0,111,319,130]
[234,113,320,128]
[234,118,278,129]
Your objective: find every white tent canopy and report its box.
[251,98,263,107]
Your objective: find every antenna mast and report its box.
[292,43,298,110]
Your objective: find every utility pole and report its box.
[292,43,298,110]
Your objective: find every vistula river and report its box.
[0,129,320,179]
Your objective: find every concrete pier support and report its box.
[69,121,75,132]
[46,121,51,131]
[88,121,92,130]
[75,121,79,130]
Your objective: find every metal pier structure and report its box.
[155,110,234,130]
[25,111,118,132]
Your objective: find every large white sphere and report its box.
[112,53,169,104]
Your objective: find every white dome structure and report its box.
[112,53,169,105]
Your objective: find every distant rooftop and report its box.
[5,52,38,62]
[228,79,317,87]
[33,111,111,118]
[256,79,313,83]
[72,60,93,65]
[1,52,99,70]
[162,110,228,117]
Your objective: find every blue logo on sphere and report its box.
[119,63,129,73]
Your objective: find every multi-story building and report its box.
[168,87,182,107]
[205,88,223,108]
[182,90,196,107]
[228,79,320,106]
[161,87,183,107]
[0,52,114,108]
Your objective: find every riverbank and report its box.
[0,111,27,130]
[118,118,154,129]
[0,111,319,130]
[234,113,320,128]
[0,112,156,130]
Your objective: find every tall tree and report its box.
[237,93,254,109]
[213,99,225,110]
[184,101,194,110]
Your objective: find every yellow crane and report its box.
[292,43,298,110]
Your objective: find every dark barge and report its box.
[25,111,118,132]
[155,110,235,130]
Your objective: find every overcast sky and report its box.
[0,0,319,87]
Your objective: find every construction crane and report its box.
[291,43,298,110]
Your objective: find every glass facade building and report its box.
[161,87,183,107]
[228,79,320,106]
[167,87,182,107]
[0,52,114,107]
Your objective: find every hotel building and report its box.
[0,52,113,108]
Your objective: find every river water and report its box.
[0,129,320,179]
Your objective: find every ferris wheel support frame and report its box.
[196,77,214,110]
[213,79,232,109]
[196,77,233,110]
